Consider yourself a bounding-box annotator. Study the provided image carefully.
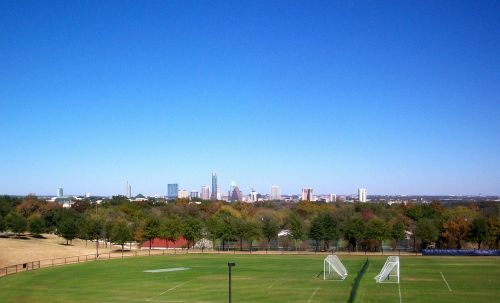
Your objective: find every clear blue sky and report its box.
[1,1,499,196]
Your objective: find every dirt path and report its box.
[0,234,114,268]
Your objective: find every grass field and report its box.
[0,254,498,302]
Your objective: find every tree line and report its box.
[1,195,499,252]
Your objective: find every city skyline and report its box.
[0,2,499,196]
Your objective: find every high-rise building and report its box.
[329,194,337,203]
[210,172,217,200]
[358,188,367,202]
[190,191,199,199]
[57,187,64,197]
[230,186,242,202]
[168,183,179,199]
[201,186,210,200]
[270,185,281,201]
[178,189,189,199]
[125,182,131,198]
[301,188,313,201]
[250,189,258,202]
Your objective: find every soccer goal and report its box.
[323,255,348,280]
[374,256,400,283]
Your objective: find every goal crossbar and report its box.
[323,255,348,280]
[374,256,400,283]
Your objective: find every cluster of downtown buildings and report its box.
[52,172,369,205]
[120,172,369,203]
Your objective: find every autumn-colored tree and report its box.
[16,195,42,218]
[442,216,470,249]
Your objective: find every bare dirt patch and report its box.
[0,233,114,268]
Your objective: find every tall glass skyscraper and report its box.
[167,183,178,199]
[210,172,217,201]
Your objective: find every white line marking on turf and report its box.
[440,272,452,292]
[145,281,191,302]
[306,287,320,303]
[398,282,402,303]
[268,280,279,289]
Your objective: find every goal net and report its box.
[374,256,400,283]
[323,255,348,280]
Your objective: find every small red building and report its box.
[141,237,188,249]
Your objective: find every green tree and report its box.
[110,219,133,253]
[214,212,237,250]
[309,216,323,251]
[243,218,261,252]
[143,217,160,250]
[0,215,5,232]
[5,212,27,237]
[390,220,406,249]
[57,218,79,245]
[261,216,279,251]
[287,214,306,250]
[82,214,103,256]
[183,218,203,249]
[28,214,45,237]
[159,216,183,250]
[415,219,440,249]
[468,217,490,249]
[343,218,365,251]
[319,212,340,251]
[366,219,389,251]
[233,216,247,251]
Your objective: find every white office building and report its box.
[270,185,281,201]
[201,186,210,200]
[301,188,313,201]
[178,190,189,199]
[250,190,258,202]
[358,188,367,202]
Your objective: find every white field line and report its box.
[268,279,279,289]
[145,281,191,302]
[398,282,402,303]
[440,272,452,292]
[306,287,320,303]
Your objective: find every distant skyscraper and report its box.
[301,188,313,201]
[210,172,217,200]
[201,186,210,200]
[270,185,281,201]
[190,191,199,199]
[178,189,189,199]
[230,186,242,202]
[358,188,367,202]
[250,189,258,202]
[57,187,63,197]
[168,183,179,199]
[329,194,337,203]
[125,182,131,198]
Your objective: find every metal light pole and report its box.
[228,262,236,303]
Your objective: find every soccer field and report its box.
[0,254,498,302]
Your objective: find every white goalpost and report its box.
[374,256,400,283]
[323,255,348,280]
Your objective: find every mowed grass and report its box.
[0,254,498,303]
[357,256,500,303]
